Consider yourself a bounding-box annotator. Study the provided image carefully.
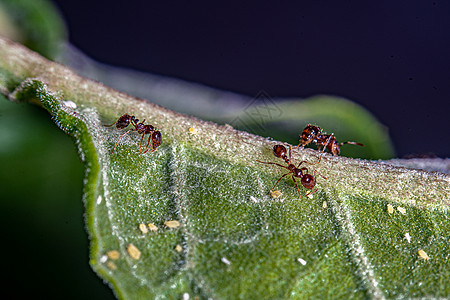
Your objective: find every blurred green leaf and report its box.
[0,0,66,59]
[1,37,449,299]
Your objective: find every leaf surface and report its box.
[1,37,449,299]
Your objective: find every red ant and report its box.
[257,144,326,198]
[105,113,162,154]
[297,124,363,156]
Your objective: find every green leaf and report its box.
[1,37,449,299]
[0,0,66,59]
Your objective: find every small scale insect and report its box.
[298,124,364,156]
[105,113,162,154]
[257,144,326,197]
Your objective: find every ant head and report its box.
[300,124,321,145]
[152,131,162,150]
[272,145,287,158]
[301,173,316,190]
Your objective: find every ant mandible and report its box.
[297,124,363,156]
[105,113,162,154]
[257,144,326,198]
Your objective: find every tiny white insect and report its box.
[404,233,411,243]
[221,257,231,265]
[250,196,258,203]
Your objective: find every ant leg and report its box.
[256,160,290,170]
[292,175,303,198]
[146,134,152,150]
[111,129,132,153]
[317,134,334,163]
[139,133,147,153]
[324,133,334,148]
[313,169,327,180]
[104,121,117,127]
[296,160,308,168]
[305,187,318,197]
[288,144,292,163]
[272,172,291,190]
[143,147,158,154]
[142,135,153,154]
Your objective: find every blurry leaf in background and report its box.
[56,46,394,159]
[225,95,395,159]
[0,0,66,59]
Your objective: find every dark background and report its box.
[48,1,450,157]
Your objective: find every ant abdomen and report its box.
[273,145,286,157]
[116,115,131,129]
[143,131,162,154]
[105,113,132,129]
[152,131,162,147]
[301,174,316,190]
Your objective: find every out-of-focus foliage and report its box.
[0,0,66,59]
[0,95,114,299]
